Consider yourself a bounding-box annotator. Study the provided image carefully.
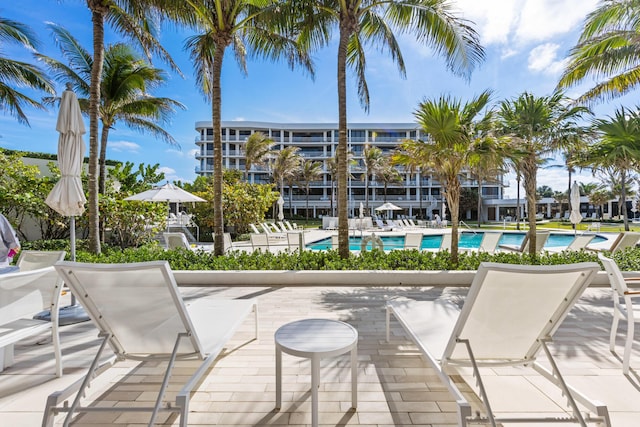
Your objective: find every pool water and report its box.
[307,232,606,251]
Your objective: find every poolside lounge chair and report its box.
[0,265,65,377]
[403,232,423,250]
[163,231,192,250]
[591,232,640,253]
[16,250,66,271]
[43,261,258,427]
[284,220,298,230]
[499,230,550,253]
[548,233,595,253]
[286,232,304,252]
[375,219,393,231]
[439,233,452,251]
[385,262,610,427]
[475,231,503,254]
[250,233,270,251]
[331,235,339,249]
[249,223,262,234]
[599,255,640,374]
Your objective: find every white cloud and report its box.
[165,148,185,157]
[456,0,599,46]
[158,166,176,176]
[109,140,140,153]
[527,43,567,75]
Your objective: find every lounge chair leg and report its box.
[63,333,111,427]
[539,339,588,427]
[457,339,497,427]
[149,333,188,426]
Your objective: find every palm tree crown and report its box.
[184,0,312,255]
[0,17,54,125]
[558,0,640,104]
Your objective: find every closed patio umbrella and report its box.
[41,83,89,324]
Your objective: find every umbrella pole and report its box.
[70,216,77,305]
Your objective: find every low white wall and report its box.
[173,269,612,287]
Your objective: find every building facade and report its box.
[195,121,507,220]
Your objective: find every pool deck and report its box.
[1,284,639,426]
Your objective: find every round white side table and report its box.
[275,318,358,427]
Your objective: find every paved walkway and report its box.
[1,285,638,426]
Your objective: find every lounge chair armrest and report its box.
[624,290,640,296]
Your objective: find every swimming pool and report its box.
[307,232,607,251]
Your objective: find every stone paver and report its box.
[0,286,638,426]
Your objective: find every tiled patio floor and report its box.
[1,285,638,426]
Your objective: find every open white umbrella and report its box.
[569,181,582,234]
[125,182,205,234]
[42,83,89,324]
[374,202,401,211]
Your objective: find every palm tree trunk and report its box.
[477,173,483,227]
[336,24,350,258]
[87,3,106,254]
[418,171,423,219]
[98,124,110,243]
[621,169,629,231]
[99,124,110,195]
[523,156,538,255]
[212,44,225,256]
[447,180,460,265]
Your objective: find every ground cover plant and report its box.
[23,238,639,271]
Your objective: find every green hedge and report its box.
[21,239,636,271]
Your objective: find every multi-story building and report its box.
[195,121,507,220]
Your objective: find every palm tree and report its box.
[298,160,323,221]
[376,160,402,203]
[272,146,301,216]
[294,0,485,258]
[466,110,504,227]
[39,24,184,194]
[397,90,492,264]
[582,107,640,230]
[558,0,640,104]
[589,188,610,220]
[243,132,274,182]
[497,92,588,255]
[0,17,54,125]
[82,0,181,254]
[184,1,312,255]
[361,145,383,214]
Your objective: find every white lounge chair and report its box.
[0,265,65,377]
[250,233,270,251]
[163,231,192,250]
[592,232,640,253]
[599,255,640,374]
[403,233,423,250]
[16,250,66,271]
[375,219,393,231]
[286,231,304,252]
[499,230,550,253]
[565,234,596,252]
[284,220,298,230]
[43,261,258,427]
[386,262,610,427]
[249,223,262,234]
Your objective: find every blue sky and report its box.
[2,0,639,197]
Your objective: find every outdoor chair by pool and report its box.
[385,262,610,427]
[375,219,393,231]
[403,232,423,250]
[499,230,550,253]
[599,254,640,374]
[462,232,503,254]
[43,261,258,427]
[16,250,66,271]
[591,232,640,253]
[163,231,192,250]
[548,233,595,253]
[249,223,262,234]
[251,233,270,251]
[0,263,65,377]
